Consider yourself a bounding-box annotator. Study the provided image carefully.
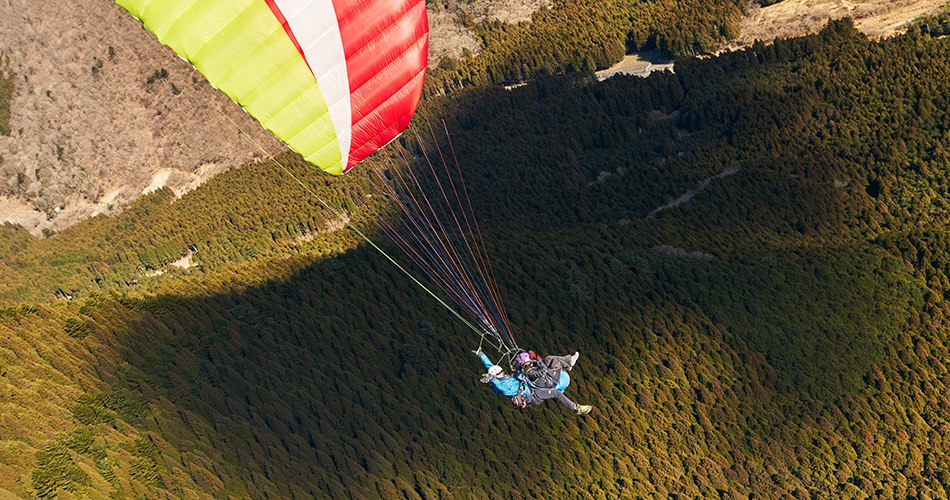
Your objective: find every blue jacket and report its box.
[478,353,528,397]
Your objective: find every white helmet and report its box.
[488,365,503,376]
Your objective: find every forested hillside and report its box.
[427,0,751,89]
[1,0,763,236]
[1,19,949,497]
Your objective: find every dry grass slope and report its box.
[728,0,949,49]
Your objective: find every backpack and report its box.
[511,393,529,408]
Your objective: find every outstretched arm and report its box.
[477,352,494,370]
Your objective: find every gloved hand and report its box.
[471,348,483,357]
[479,373,492,384]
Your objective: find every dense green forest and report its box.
[427,0,751,89]
[2,18,950,498]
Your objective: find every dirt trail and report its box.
[646,167,740,219]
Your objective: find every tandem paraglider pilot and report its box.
[473,349,593,415]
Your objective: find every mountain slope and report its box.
[0,20,948,497]
[3,0,946,237]
[0,0,284,235]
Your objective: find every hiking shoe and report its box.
[568,351,580,370]
[575,404,592,415]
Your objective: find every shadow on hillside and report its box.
[97,147,906,494]
[85,215,918,496]
[75,32,935,492]
[93,244,578,496]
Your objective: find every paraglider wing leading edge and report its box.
[116,0,428,174]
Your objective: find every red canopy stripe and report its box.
[332,0,428,170]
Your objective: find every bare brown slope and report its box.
[0,0,284,235]
[727,0,948,50]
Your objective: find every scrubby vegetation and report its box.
[1,18,949,498]
[0,54,14,136]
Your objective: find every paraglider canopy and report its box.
[117,0,429,174]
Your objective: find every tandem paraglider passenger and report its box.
[472,349,593,415]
